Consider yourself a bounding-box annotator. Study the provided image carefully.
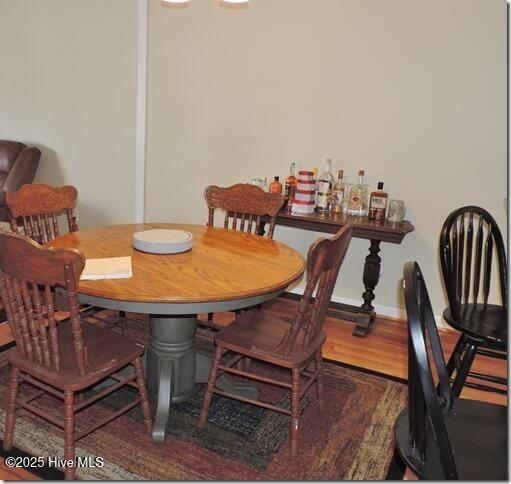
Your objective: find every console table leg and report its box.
[256,222,266,237]
[353,239,381,337]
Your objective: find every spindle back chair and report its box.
[0,233,152,480]
[394,261,507,480]
[204,183,284,239]
[203,183,284,326]
[439,206,507,395]
[7,183,129,332]
[199,224,353,460]
[7,183,79,243]
[0,232,85,375]
[440,206,507,319]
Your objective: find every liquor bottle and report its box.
[346,170,369,216]
[315,159,335,212]
[330,170,345,214]
[269,176,283,194]
[368,182,388,220]
[284,162,297,209]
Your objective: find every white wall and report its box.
[0,0,138,228]
[1,0,506,318]
[145,0,507,316]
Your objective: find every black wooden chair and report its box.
[394,261,507,480]
[439,206,507,396]
[198,224,353,460]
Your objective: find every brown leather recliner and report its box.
[0,140,41,222]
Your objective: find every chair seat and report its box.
[395,398,507,480]
[215,309,326,368]
[443,303,507,348]
[8,320,143,391]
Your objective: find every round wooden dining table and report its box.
[48,223,305,443]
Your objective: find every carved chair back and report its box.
[204,183,284,239]
[0,232,89,377]
[403,261,457,478]
[7,184,79,243]
[275,224,352,357]
[440,206,507,321]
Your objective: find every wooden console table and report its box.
[260,211,414,337]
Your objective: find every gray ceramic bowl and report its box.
[133,229,193,254]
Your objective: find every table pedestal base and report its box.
[147,314,258,443]
[146,315,197,443]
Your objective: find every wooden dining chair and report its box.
[204,183,284,239]
[395,261,507,480]
[0,232,152,480]
[7,183,128,334]
[203,183,285,326]
[7,183,79,242]
[439,206,507,396]
[198,224,353,459]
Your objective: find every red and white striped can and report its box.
[292,170,316,214]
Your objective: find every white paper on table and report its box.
[80,256,132,280]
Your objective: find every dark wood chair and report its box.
[0,232,152,480]
[439,206,507,396]
[7,183,128,334]
[395,261,507,480]
[203,183,285,326]
[198,224,353,459]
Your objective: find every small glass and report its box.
[250,178,265,189]
[387,199,406,222]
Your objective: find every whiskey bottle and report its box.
[315,159,335,212]
[330,170,345,214]
[346,170,369,216]
[284,162,297,209]
[269,176,283,194]
[368,182,388,220]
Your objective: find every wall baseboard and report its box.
[285,287,450,330]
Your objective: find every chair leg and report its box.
[63,390,75,480]
[290,367,301,460]
[446,333,466,377]
[134,357,152,435]
[199,346,224,429]
[452,342,478,397]
[3,366,20,451]
[119,311,129,336]
[243,357,252,373]
[315,353,324,413]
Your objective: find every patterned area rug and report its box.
[0,314,407,480]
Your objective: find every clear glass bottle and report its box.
[330,169,345,214]
[368,181,388,220]
[315,158,335,212]
[284,162,297,210]
[346,170,369,216]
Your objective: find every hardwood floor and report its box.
[0,300,506,480]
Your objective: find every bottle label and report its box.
[318,181,330,190]
[316,181,330,210]
[285,182,291,198]
[370,196,387,209]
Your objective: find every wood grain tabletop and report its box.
[48,223,305,304]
